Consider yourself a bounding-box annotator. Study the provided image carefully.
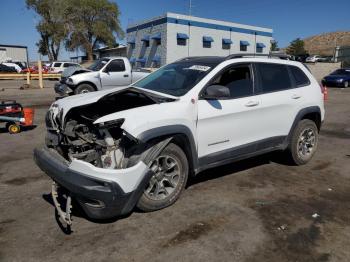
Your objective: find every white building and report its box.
[0,44,28,64]
[126,13,273,67]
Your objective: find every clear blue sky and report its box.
[1,0,349,61]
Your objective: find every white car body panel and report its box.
[51,56,325,164]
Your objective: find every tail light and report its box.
[320,83,328,101]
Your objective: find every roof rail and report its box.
[225,53,290,60]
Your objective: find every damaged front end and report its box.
[34,89,173,221]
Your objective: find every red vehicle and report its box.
[0,101,34,134]
[22,65,50,74]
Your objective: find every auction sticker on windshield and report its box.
[188,65,211,71]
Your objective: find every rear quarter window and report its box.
[289,66,310,87]
[256,63,292,93]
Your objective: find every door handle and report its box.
[245,101,259,107]
[291,94,301,99]
[123,74,129,77]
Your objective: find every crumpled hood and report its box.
[50,86,179,122]
[50,86,130,119]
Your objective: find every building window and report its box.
[240,41,250,52]
[256,43,266,53]
[256,47,263,53]
[156,39,161,46]
[203,41,211,48]
[177,38,187,46]
[222,43,230,50]
[240,45,247,52]
[222,39,232,50]
[203,36,214,49]
[177,33,189,46]
[145,41,150,47]
[130,43,135,49]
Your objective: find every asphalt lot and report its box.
[0,80,350,262]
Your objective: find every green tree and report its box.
[270,41,279,51]
[26,0,68,61]
[286,38,307,55]
[65,0,124,61]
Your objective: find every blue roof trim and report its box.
[240,40,250,46]
[151,33,161,40]
[136,58,147,63]
[222,38,233,44]
[126,17,272,37]
[203,36,214,42]
[141,35,150,41]
[177,33,189,39]
[129,57,136,63]
[152,55,161,62]
[256,43,266,48]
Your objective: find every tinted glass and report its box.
[88,58,109,71]
[134,62,215,96]
[210,65,253,98]
[240,45,247,51]
[177,38,187,46]
[222,43,230,50]
[203,42,211,48]
[257,63,292,92]
[289,66,310,86]
[53,62,62,67]
[106,60,125,72]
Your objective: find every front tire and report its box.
[74,83,95,94]
[136,143,189,212]
[344,81,349,88]
[287,119,319,165]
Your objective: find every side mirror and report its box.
[202,85,230,100]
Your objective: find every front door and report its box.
[100,59,131,88]
[197,63,262,162]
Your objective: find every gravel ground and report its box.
[0,80,349,262]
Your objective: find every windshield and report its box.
[87,58,110,71]
[331,69,350,75]
[133,62,216,96]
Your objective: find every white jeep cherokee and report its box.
[34,55,325,223]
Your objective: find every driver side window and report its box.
[105,59,126,72]
[210,64,253,99]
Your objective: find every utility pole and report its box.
[189,0,192,16]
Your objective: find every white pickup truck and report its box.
[54,57,150,95]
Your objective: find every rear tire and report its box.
[287,119,318,165]
[74,83,95,94]
[7,123,21,134]
[136,143,189,212]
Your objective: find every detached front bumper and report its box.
[34,147,153,220]
[54,82,73,96]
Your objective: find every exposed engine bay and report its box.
[46,89,169,169]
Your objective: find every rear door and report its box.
[254,63,307,143]
[197,63,263,160]
[100,59,131,88]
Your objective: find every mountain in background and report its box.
[303,31,350,55]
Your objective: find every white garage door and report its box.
[0,48,7,63]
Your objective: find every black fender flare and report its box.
[137,125,199,173]
[285,106,322,146]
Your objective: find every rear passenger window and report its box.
[256,63,292,93]
[53,62,62,67]
[210,64,253,99]
[289,66,310,87]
